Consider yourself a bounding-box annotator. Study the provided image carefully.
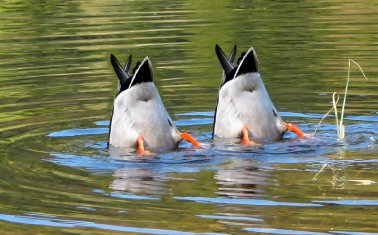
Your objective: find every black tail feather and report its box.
[110,54,132,88]
[129,57,154,88]
[234,48,259,77]
[123,54,132,73]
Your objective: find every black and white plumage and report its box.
[108,54,184,150]
[213,45,288,141]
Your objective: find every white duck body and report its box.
[213,45,287,140]
[110,83,182,149]
[108,55,182,150]
[214,72,286,140]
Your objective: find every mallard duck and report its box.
[108,54,198,153]
[213,45,303,143]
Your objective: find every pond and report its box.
[1,0,378,234]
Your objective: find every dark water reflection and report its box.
[1,0,378,234]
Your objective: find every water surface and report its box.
[1,0,378,234]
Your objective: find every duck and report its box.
[213,45,303,143]
[108,54,199,153]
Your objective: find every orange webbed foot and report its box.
[286,122,305,138]
[135,135,152,155]
[181,132,204,148]
[240,125,259,145]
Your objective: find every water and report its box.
[1,0,378,234]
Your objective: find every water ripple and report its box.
[314,200,378,206]
[175,197,323,207]
[0,213,225,235]
[243,227,331,235]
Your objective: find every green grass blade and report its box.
[339,59,368,139]
[332,92,339,138]
[339,59,351,138]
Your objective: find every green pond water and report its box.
[1,0,378,234]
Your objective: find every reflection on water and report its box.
[110,167,167,194]
[1,0,378,234]
[214,158,272,199]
